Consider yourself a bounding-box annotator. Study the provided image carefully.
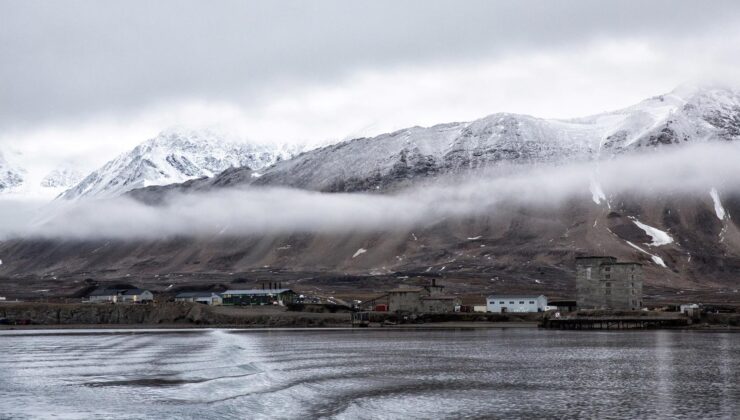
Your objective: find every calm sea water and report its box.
[0,328,737,419]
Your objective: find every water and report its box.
[0,328,737,419]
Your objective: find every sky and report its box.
[2,0,740,173]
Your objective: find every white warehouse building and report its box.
[486,295,548,313]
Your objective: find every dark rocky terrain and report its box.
[1,190,738,304]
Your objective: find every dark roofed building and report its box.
[88,286,153,303]
[387,279,458,313]
[175,292,223,305]
[221,289,295,306]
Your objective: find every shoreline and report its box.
[2,302,738,331]
[2,322,738,333]
[0,321,541,331]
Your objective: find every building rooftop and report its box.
[176,291,220,298]
[122,289,149,295]
[575,256,617,260]
[487,294,546,299]
[88,287,135,297]
[387,287,423,293]
[222,289,293,295]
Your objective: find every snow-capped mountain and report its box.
[40,167,84,189]
[59,128,308,200]
[0,148,86,198]
[236,85,740,192]
[0,151,24,192]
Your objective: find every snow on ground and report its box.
[589,178,607,205]
[352,248,367,258]
[467,236,482,240]
[710,188,726,220]
[626,241,667,268]
[631,219,673,246]
[650,255,667,268]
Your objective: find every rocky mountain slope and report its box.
[1,189,738,302]
[58,128,306,200]
[2,86,740,301]
[197,85,736,193]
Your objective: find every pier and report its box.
[543,316,689,330]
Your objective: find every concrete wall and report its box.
[175,295,223,305]
[421,298,457,313]
[388,290,423,313]
[576,257,642,310]
[89,295,116,303]
[121,291,154,303]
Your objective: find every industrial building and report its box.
[576,256,643,310]
[174,292,223,305]
[221,288,295,306]
[88,287,153,303]
[486,295,548,313]
[386,279,460,313]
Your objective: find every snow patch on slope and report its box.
[589,178,607,205]
[352,248,367,258]
[632,219,673,246]
[710,188,726,220]
[626,241,667,268]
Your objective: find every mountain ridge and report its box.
[58,128,308,200]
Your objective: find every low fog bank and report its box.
[2,142,739,240]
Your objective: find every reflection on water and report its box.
[0,329,737,419]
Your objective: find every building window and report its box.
[529,301,535,304]
[605,282,611,287]
[586,267,591,279]
[605,274,611,279]
[605,290,611,295]
[510,301,514,304]
[500,301,505,304]
[605,266,611,272]
[519,301,524,304]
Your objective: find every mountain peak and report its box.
[58,129,308,200]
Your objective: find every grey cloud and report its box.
[2,142,739,240]
[2,0,739,129]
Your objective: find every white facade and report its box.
[486,295,547,313]
[121,290,154,303]
[175,293,223,305]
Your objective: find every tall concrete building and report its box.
[576,256,643,310]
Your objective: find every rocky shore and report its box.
[0,302,352,328]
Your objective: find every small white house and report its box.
[175,292,223,306]
[88,287,153,303]
[120,289,154,303]
[487,295,548,313]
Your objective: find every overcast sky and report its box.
[2,0,740,171]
